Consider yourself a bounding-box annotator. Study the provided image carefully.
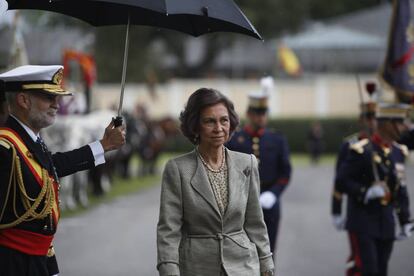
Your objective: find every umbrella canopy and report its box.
[5,0,261,39]
[5,0,261,125]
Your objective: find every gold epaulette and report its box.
[343,132,359,144]
[393,142,409,157]
[349,138,369,154]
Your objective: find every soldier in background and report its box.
[331,97,377,274]
[394,91,414,150]
[306,120,324,165]
[227,77,292,253]
[336,102,413,276]
[397,99,414,149]
[331,101,376,230]
[398,126,414,149]
[332,82,378,230]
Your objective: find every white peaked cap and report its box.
[0,65,72,95]
[260,76,274,96]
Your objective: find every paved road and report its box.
[55,163,414,276]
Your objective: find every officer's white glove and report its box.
[332,215,346,231]
[396,222,414,241]
[364,183,386,204]
[260,191,277,210]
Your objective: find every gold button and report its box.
[252,144,259,150]
[373,154,381,163]
[252,137,260,143]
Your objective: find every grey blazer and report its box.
[157,148,274,276]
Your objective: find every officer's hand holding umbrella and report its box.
[4,0,262,126]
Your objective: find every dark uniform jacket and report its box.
[336,134,411,239]
[0,117,95,235]
[0,114,95,275]
[399,128,414,150]
[332,132,368,216]
[227,126,291,196]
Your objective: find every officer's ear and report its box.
[15,92,31,110]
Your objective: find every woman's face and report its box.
[198,103,230,148]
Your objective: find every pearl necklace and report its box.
[197,146,226,173]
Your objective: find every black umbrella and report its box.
[6,0,261,38]
[5,0,261,125]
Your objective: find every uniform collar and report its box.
[244,125,265,137]
[9,114,39,142]
[371,132,391,149]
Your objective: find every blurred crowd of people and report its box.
[115,104,178,179]
[0,64,413,276]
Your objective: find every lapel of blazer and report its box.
[224,148,248,220]
[190,150,222,218]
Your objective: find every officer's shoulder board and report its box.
[349,138,369,154]
[393,142,409,157]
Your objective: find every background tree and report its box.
[95,26,156,82]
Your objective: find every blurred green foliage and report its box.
[266,117,359,153]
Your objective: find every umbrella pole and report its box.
[113,14,130,127]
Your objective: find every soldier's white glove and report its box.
[364,183,386,204]
[260,191,277,209]
[396,222,414,241]
[332,215,346,231]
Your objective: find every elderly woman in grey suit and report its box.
[157,88,274,276]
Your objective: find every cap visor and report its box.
[41,88,73,96]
